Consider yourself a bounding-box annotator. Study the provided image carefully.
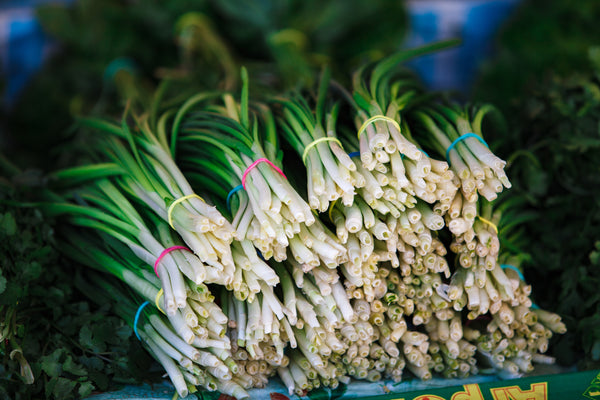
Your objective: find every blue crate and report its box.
[0,0,73,106]
[404,0,521,92]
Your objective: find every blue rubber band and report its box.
[133,301,150,340]
[445,133,488,163]
[226,185,244,211]
[419,148,430,158]
[500,264,525,281]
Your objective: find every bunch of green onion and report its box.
[39,43,567,399]
[52,217,245,398]
[174,71,347,270]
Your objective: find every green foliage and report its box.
[481,52,600,368]
[4,0,407,171]
[0,171,157,400]
[473,0,600,112]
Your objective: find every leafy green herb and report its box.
[474,0,600,112]
[0,161,157,400]
[478,51,600,369]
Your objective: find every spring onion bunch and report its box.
[175,69,346,269]
[410,103,511,204]
[42,177,216,316]
[222,255,358,394]
[346,43,460,212]
[67,105,281,303]
[273,69,362,212]
[74,111,240,284]
[52,223,244,399]
[461,266,567,379]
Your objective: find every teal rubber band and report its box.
[500,264,525,281]
[445,133,488,163]
[133,301,150,340]
[226,185,244,211]
[419,148,430,158]
[104,57,137,82]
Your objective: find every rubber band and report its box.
[155,289,166,314]
[167,194,205,229]
[133,301,150,340]
[328,199,338,224]
[302,137,343,164]
[226,185,244,211]
[500,265,539,309]
[241,158,287,190]
[500,264,525,282]
[419,148,430,158]
[348,151,360,158]
[476,215,498,234]
[357,116,401,140]
[154,246,192,277]
[445,133,489,163]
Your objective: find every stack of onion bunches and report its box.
[42,44,565,399]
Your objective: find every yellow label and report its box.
[389,382,550,400]
[584,371,600,399]
[490,382,548,400]
[452,384,486,400]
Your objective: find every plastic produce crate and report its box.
[403,0,521,92]
[84,369,600,399]
[0,0,75,106]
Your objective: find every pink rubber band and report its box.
[241,158,287,189]
[154,246,191,277]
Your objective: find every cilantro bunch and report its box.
[479,51,600,369]
[0,160,158,400]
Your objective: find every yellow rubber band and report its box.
[328,199,339,224]
[167,194,205,229]
[155,289,166,314]
[302,137,343,164]
[476,216,498,234]
[357,115,401,140]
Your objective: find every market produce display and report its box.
[31,43,566,399]
[4,0,599,399]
